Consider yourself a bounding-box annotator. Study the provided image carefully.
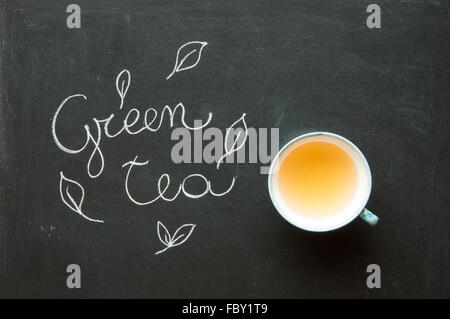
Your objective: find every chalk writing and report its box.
[52,70,213,178]
[53,55,247,237]
[122,156,235,205]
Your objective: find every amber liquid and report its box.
[277,140,358,219]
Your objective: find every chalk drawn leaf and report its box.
[157,221,172,246]
[59,172,104,223]
[116,69,131,109]
[155,221,196,255]
[171,224,196,247]
[166,41,208,80]
[216,113,248,169]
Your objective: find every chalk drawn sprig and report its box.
[116,69,131,109]
[166,41,208,80]
[216,113,248,169]
[59,171,104,223]
[155,221,196,255]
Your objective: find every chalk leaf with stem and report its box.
[155,221,196,255]
[216,113,248,169]
[116,69,131,109]
[166,41,208,80]
[59,171,104,223]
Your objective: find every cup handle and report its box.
[359,208,379,226]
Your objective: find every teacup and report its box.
[268,132,378,232]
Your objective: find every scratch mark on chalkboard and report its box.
[155,221,195,255]
[274,108,286,127]
[59,171,104,223]
[265,260,275,275]
[166,41,207,80]
[4,93,14,116]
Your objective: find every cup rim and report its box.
[267,132,372,232]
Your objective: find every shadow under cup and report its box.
[268,132,372,232]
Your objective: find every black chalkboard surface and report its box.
[0,0,448,298]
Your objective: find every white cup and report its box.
[268,132,378,232]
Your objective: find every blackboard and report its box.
[0,0,449,298]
